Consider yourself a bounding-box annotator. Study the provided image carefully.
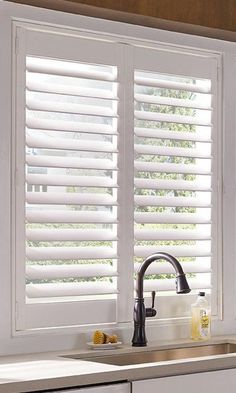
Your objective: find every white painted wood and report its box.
[26,97,117,117]
[26,155,118,170]
[135,76,211,93]
[133,46,217,79]
[26,281,117,298]
[134,110,212,127]
[134,259,211,274]
[134,228,211,240]
[26,174,118,188]
[26,246,117,261]
[134,195,211,208]
[116,43,135,323]
[14,25,122,328]
[26,135,118,153]
[26,116,117,134]
[12,17,220,332]
[26,263,117,280]
[132,369,236,393]
[135,93,212,110]
[134,178,211,191]
[134,127,212,142]
[143,276,211,291]
[134,244,211,258]
[26,56,117,81]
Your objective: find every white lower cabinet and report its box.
[49,382,131,393]
[132,368,236,393]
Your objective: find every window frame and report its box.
[12,21,223,334]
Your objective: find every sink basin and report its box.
[64,343,236,366]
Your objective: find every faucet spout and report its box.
[132,252,191,347]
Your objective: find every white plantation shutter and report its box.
[14,28,126,329]
[133,60,218,302]
[14,26,221,330]
[25,55,119,300]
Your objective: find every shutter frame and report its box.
[13,25,221,331]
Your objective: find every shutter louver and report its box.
[25,56,118,300]
[134,70,213,293]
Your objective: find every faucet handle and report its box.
[151,291,156,309]
[145,291,157,318]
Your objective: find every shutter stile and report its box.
[134,70,213,294]
[25,56,119,301]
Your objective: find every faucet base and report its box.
[132,298,147,347]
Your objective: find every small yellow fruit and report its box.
[92,330,105,344]
[104,333,110,343]
[92,331,118,345]
[109,334,118,343]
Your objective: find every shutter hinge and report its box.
[14,169,18,187]
[222,181,226,194]
[15,35,19,55]
[15,301,19,322]
[217,66,220,82]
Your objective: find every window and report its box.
[13,25,221,331]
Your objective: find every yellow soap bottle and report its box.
[191,292,211,341]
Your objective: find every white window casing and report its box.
[13,24,221,331]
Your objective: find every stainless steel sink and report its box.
[63,343,236,366]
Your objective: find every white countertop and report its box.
[1,336,236,393]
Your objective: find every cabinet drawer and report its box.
[132,369,236,393]
[49,382,130,393]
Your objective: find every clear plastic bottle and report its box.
[191,292,211,341]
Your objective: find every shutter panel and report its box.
[134,70,213,294]
[25,56,119,301]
